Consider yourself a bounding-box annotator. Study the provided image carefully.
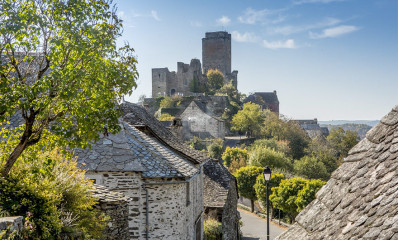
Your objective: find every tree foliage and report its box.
[293,155,329,180]
[295,179,325,212]
[206,69,224,92]
[0,128,105,239]
[231,102,266,137]
[248,146,293,171]
[215,80,242,128]
[254,172,285,218]
[221,147,248,174]
[235,166,264,212]
[207,138,224,160]
[158,113,174,121]
[326,127,359,159]
[269,177,307,223]
[0,0,138,176]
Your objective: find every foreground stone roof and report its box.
[276,105,398,240]
[121,102,210,164]
[76,122,198,178]
[203,160,235,208]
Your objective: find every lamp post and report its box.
[263,166,272,240]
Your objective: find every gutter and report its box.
[142,170,201,240]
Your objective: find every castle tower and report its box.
[202,31,231,77]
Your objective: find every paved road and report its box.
[239,209,286,240]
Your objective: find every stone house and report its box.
[180,100,225,140]
[76,114,205,239]
[292,118,329,139]
[243,91,280,114]
[120,102,239,240]
[276,105,398,240]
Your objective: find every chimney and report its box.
[273,90,277,95]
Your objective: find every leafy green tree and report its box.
[269,177,307,223]
[207,138,224,160]
[293,155,329,180]
[295,179,325,212]
[188,136,206,151]
[235,166,264,212]
[159,96,175,108]
[306,138,339,175]
[254,172,285,219]
[231,102,266,137]
[216,80,242,128]
[0,0,138,176]
[222,147,248,168]
[221,147,248,174]
[248,146,293,171]
[250,138,291,156]
[0,129,105,239]
[206,69,224,92]
[327,127,359,159]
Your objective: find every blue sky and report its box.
[115,0,397,121]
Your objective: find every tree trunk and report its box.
[1,140,28,177]
[250,200,254,212]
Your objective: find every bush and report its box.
[295,179,325,212]
[158,113,175,121]
[254,172,285,218]
[235,166,264,212]
[207,138,224,160]
[0,129,106,239]
[294,155,329,180]
[248,146,293,171]
[204,218,222,240]
[221,147,248,174]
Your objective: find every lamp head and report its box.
[263,166,272,181]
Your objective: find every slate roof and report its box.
[91,184,129,204]
[203,160,236,208]
[276,105,398,240]
[120,102,210,164]
[76,121,198,178]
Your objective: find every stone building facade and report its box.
[292,118,329,139]
[76,110,205,240]
[180,100,225,140]
[243,91,280,114]
[152,31,238,97]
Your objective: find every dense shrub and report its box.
[221,147,248,174]
[204,218,222,240]
[0,129,106,239]
[294,155,329,180]
[207,138,224,160]
[254,172,285,218]
[235,166,264,212]
[249,146,293,171]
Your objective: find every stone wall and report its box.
[91,185,129,240]
[221,180,239,240]
[202,32,231,77]
[180,102,225,140]
[86,171,204,240]
[0,216,23,237]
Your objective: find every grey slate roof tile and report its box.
[276,104,398,240]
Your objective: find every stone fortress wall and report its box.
[152,31,238,98]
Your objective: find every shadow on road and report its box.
[242,237,260,240]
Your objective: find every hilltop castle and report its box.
[152,31,238,97]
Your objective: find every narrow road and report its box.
[239,209,286,240]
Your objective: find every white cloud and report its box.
[238,8,285,25]
[294,0,347,5]
[309,25,359,39]
[271,17,341,35]
[151,10,160,21]
[263,39,297,49]
[190,21,202,27]
[231,31,259,43]
[216,16,231,26]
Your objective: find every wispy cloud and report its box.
[263,39,297,49]
[270,17,341,35]
[190,21,202,27]
[309,25,359,39]
[294,0,347,5]
[151,10,161,21]
[217,16,231,26]
[231,31,259,43]
[238,8,285,25]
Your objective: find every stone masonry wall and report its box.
[202,32,231,77]
[221,180,238,240]
[87,171,204,240]
[180,102,225,140]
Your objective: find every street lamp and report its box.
[263,166,272,240]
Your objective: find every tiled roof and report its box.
[121,102,210,164]
[276,105,398,240]
[203,160,236,208]
[91,184,129,204]
[76,121,198,178]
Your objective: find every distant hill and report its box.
[319,120,379,127]
[319,123,374,139]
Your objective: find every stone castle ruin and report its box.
[152,31,238,97]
